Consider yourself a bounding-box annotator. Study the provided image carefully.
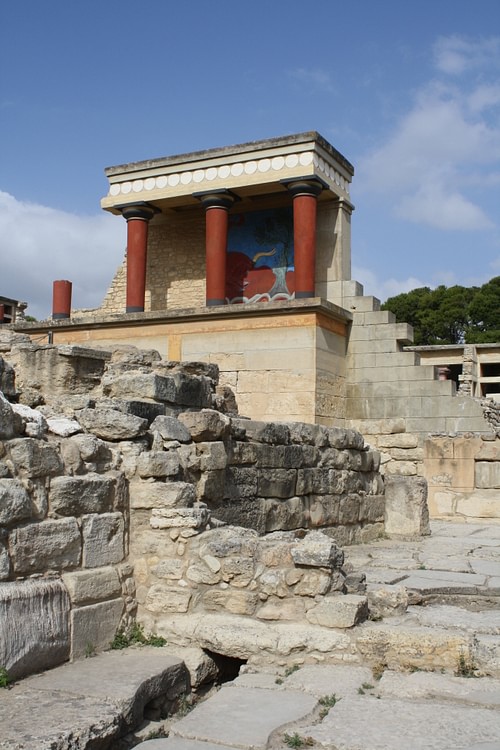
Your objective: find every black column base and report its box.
[52,312,71,319]
[126,305,145,313]
[206,299,226,306]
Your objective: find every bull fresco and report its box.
[226,208,295,303]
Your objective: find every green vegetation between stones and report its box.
[110,622,167,650]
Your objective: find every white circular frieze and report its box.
[272,156,285,170]
[206,167,217,181]
[181,171,193,184]
[109,184,121,196]
[285,154,299,168]
[193,170,205,183]
[218,165,231,179]
[144,178,156,191]
[231,163,244,176]
[156,176,168,189]
[258,158,271,172]
[299,152,313,166]
[132,180,144,192]
[168,173,180,187]
[121,182,132,194]
[244,161,257,174]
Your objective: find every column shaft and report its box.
[205,206,229,306]
[293,193,318,298]
[52,280,72,319]
[126,217,149,312]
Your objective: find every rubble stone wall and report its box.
[0,331,383,678]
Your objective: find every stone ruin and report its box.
[0,330,428,680]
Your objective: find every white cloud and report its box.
[352,265,428,303]
[434,35,500,75]
[396,183,494,230]
[358,36,500,232]
[0,191,124,320]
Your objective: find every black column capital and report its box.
[117,202,160,222]
[193,189,240,210]
[281,177,327,199]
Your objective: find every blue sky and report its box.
[1,0,500,318]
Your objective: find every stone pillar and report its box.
[52,280,72,320]
[286,179,324,299]
[195,191,237,306]
[119,203,158,313]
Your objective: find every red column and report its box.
[120,203,158,313]
[286,180,324,299]
[52,280,72,319]
[195,192,237,306]
[0,305,4,324]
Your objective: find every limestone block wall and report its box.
[0,332,383,678]
[344,288,500,521]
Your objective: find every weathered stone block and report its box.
[291,531,344,569]
[7,437,62,478]
[0,478,32,526]
[76,407,148,441]
[9,518,81,574]
[151,558,184,580]
[136,451,180,478]
[294,569,331,596]
[62,567,121,605]
[82,513,125,568]
[306,594,368,628]
[71,598,124,659]
[150,415,191,443]
[384,475,430,537]
[0,541,9,579]
[49,473,115,516]
[197,470,225,503]
[144,583,192,613]
[0,392,16,440]
[150,505,210,530]
[263,496,306,532]
[103,372,177,402]
[178,409,230,442]
[232,419,290,445]
[378,434,419,449]
[186,560,221,584]
[200,527,259,558]
[0,579,70,679]
[172,372,213,408]
[258,468,297,499]
[228,441,258,465]
[286,422,328,446]
[221,556,255,587]
[203,589,258,615]
[475,461,500,489]
[130,480,195,509]
[12,403,48,438]
[257,596,308,621]
[225,466,257,499]
[196,441,228,471]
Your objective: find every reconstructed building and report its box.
[13,132,500,522]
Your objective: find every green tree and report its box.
[382,284,477,345]
[466,276,500,343]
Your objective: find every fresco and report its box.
[225,207,295,304]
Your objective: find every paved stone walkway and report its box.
[139,522,500,750]
[1,522,499,749]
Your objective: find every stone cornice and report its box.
[101,132,354,214]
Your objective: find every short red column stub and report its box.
[52,280,72,319]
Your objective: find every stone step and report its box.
[0,648,188,750]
